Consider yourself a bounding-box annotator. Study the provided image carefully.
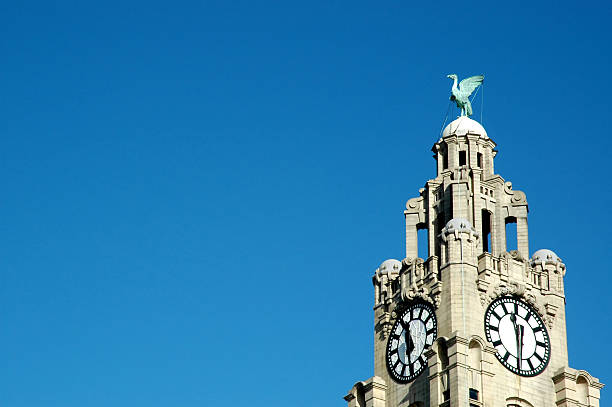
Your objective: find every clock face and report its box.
[484,296,551,376]
[386,302,437,383]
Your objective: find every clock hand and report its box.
[517,324,524,365]
[404,328,415,360]
[510,313,523,366]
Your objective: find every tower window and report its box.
[469,388,479,400]
[505,216,517,251]
[434,215,442,259]
[459,151,467,166]
[443,152,448,170]
[417,224,428,260]
[482,210,492,253]
[477,152,483,167]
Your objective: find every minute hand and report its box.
[510,313,523,365]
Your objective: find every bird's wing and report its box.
[458,75,484,97]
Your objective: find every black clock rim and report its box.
[385,301,437,384]
[483,296,551,377]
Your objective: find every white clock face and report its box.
[386,302,437,383]
[484,297,551,376]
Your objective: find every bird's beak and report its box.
[446,75,453,79]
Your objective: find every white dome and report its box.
[442,116,488,139]
[531,249,562,265]
[442,218,477,235]
[378,259,402,273]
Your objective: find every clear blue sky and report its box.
[1,1,610,406]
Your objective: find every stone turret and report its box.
[405,116,530,263]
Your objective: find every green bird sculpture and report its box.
[447,74,484,117]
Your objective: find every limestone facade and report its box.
[344,117,604,407]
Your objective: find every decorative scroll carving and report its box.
[506,249,526,262]
[401,257,440,308]
[504,181,527,204]
[405,196,424,216]
[479,282,552,326]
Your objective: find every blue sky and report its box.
[1,1,610,406]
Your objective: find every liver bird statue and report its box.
[447,74,484,117]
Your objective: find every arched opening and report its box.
[437,339,450,402]
[481,210,492,253]
[468,340,482,370]
[477,152,483,168]
[506,397,535,407]
[576,376,589,405]
[468,340,482,402]
[505,216,517,251]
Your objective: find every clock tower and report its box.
[344,115,604,407]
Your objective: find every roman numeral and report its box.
[502,351,510,362]
[514,302,519,315]
[427,328,436,335]
[532,325,542,333]
[416,307,423,320]
[502,302,510,314]
[533,352,544,362]
[536,340,546,348]
[491,309,502,320]
[393,358,401,369]
[488,324,499,332]
[390,333,400,340]
[526,358,535,370]
[492,339,502,347]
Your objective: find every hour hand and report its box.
[404,328,415,358]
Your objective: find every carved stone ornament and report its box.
[401,285,439,308]
[405,196,424,214]
[400,257,441,308]
[480,282,552,327]
[504,249,526,263]
[504,181,527,204]
[375,311,393,340]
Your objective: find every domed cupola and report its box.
[442,116,488,139]
[432,116,497,177]
[531,249,563,266]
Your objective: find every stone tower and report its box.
[344,116,604,407]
